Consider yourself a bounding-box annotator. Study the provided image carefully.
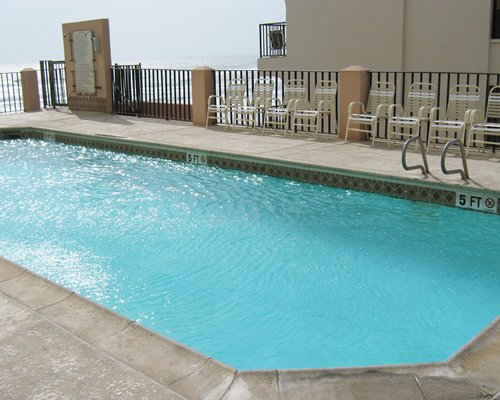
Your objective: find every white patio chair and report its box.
[344,82,395,145]
[467,85,500,155]
[427,85,480,151]
[231,79,274,130]
[263,79,307,134]
[291,80,338,138]
[387,82,437,147]
[205,79,246,130]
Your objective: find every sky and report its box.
[0,0,285,66]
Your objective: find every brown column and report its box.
[21,68,41,112]
[191,67,215,126]
[338,66,370,140]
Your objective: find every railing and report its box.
[441,139,469,180]
[370,71,500,143]
[402,136,429,174]
[259,22,287,58]
[0,72,23,114]
[39,60,68,108]
[112,65,192,121]
[214,69,339,133]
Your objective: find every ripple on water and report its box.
[0,139,499,370]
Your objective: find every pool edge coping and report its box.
[0,256,498,399]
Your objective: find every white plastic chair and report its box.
[291,80,338,137]
[467,85,500,155]
[388,82,437,147]
[427,85,480,151]
[206,79,246,130]
[344,82,395,145]
[231,79,274,130]
[263,79,307,134]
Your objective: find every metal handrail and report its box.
[441,139,469,180]
[402,136,429,174]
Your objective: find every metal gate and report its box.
[39,60,68,108]
[112,63,143,116]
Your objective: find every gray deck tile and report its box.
[278,370,425,400]
[38,292,132,343]
[169,358,237,400]
[96,322,209,386]
[222,370,280,400]
[0,269,72,310]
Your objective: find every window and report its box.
[493,0,500,39]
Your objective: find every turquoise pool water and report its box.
[0,139,499,370]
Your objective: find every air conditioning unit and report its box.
[268,30,285,51]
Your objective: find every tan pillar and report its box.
[191,67,215,126]
[338,66,370,140]
[62,19,113,113]
[21,68,41,112]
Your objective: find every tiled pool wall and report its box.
[4,129,499,215]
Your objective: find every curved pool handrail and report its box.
[402,135,429,174]
[441,138,469,180]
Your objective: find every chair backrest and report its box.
[446,85,480,121]
[486,85,500,120]
[366,82,395,115]
[226,79,246,106]
[404,82,437,117]
[283,79,307,105]
[310,80,337,111]
[251,79,274,108]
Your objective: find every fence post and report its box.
[191,67,215,126]
[338,65,370,140]
[21,68,41,112]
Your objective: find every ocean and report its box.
[0,55,258,113]
[0,55,258,73]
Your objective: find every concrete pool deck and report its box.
[0,109,499,399]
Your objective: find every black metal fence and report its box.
[370,71,500,142]
[214,69,339,133]
[0,72,23,114]
[112,65,192,121]
[259,22,287,58]
[39,60,68,108]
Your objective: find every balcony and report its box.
[259,22,287,58]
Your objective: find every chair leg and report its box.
[314,115,321,139]
[426,127,435,153]
[387,123,393,148]
[371,121,378,147]
[224,111,229,131]
[344,117,351,143]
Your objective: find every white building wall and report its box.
[258,0,497,72]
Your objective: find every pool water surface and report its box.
[0,139,498,370]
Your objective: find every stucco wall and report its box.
[402,0,491,72]
[259,0,496,73]
[284,0,404,71]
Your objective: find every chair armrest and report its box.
[430,107,445,123]
[375,103,390,118]
[348,101,365,116]
[471,109,485,124]
[291,98,308,111]
[265,97,282,109]
[389,104,404,118]
[417,106,432,120]
[207,95,224,106]
[317,99,333,112]
[466,109,484,124]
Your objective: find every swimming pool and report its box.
[0,138,499,370]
